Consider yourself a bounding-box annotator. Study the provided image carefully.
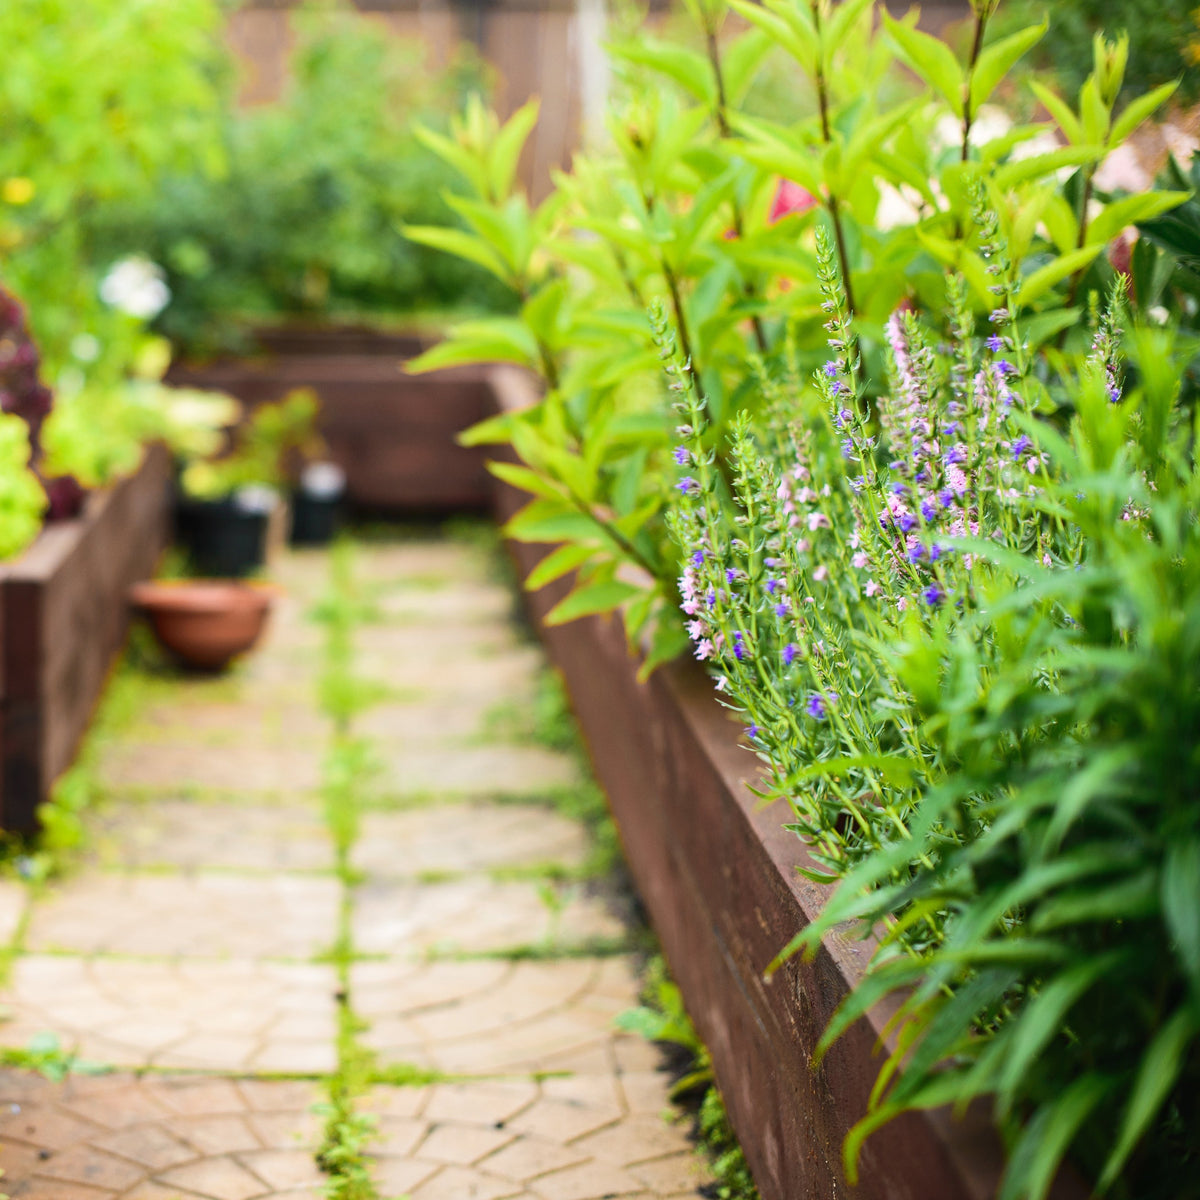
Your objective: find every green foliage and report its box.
[407,0,1179,675]
[181,389,321,499]
[87,6,511,358]
[995,0,1200,103]
[616,956,759,1199]
[0,414,46,560]
[667,202,1200,1195]
[0,1033,110,1082]
[0,0,226,378]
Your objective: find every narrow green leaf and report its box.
[1098,1008,1196,1190]
[490,99,541,199]
[1162,838,1200,993]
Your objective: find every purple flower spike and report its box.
[922,583,944,607]
[920,499,937,522]
[677,476,699,495]
[774,601,788,617]
[765,578,780,595]
[673,446,690,466]
[747,724,760,739]
[782,643,798,666]
[986,334,1004,352]
[732,631,749,661]
[945,444,968,466]
[823,361,839,378]
[1011,434,1032,461]
[898,512,917,533]
[995,359,1014,376]
[805,692,828,720]
[726,568,739,585]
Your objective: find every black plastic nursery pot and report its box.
[174,495,269,578]
[289,489,342,546]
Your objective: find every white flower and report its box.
[99,257,170,319]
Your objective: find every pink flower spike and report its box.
[852,552,869,569]
[807,512,831,531]
[694,638,714,661]
[769,178,818,224]
[813,565,829,582]
[865,579,881,597]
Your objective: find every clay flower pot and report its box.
[129,580,276,670]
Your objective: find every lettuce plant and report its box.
[406,0,1182,672]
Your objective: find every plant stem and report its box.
[810,1,856,316]
[960,5,991,164]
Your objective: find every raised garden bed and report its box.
[485,367,1085,1200]
[0,444,171,833]
[166,326,496,513]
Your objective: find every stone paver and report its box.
[353,877,624,957]
[0,539,712,1200]
[0,957,337,1072]
[26,874,339,959]
[374,742,581,800]
[0,1073,322,1200]
[92,799,333,873]
[352,804,588,876]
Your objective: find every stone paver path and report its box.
[0,536,710,1200]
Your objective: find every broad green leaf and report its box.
[457,411,516,447]
[968,22,1046,113]
[1029,82,1084,146]
[401,225,512,284]
[1084,191,1191,249]
[727,0,817,75]
[485,460,563,501]
[525,542,597,590]
[824,0,874,62]
[722,29,773,104]
[992,145,1101,192]
[490,99,541,200]
[405,320,537,373]
[1015,245,1103,306]
[413,124,489,196]
[609,37,714,105]
[544,579,642,625]
[883,13,964,116]
[503,499,599,545]
[1109,81,1177,148]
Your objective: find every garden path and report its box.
[0,534,710,1200]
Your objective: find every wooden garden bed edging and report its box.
[0,444,172,833]
[167,326,496,513]
[485,366,1086,1200]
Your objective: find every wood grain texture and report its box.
[0,445,171,832]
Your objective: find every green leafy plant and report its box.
[0,413,46,560]
[405,0,1180,677]
[665,179,1200,1197]
[181,389,321,499]
[88,3,510,358]
[0,0,225,380]
[616,956,759,1198]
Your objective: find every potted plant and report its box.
[175,387,322,576]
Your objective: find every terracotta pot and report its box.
[129,580,275,670]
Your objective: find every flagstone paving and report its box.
[0,535,711,1200]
